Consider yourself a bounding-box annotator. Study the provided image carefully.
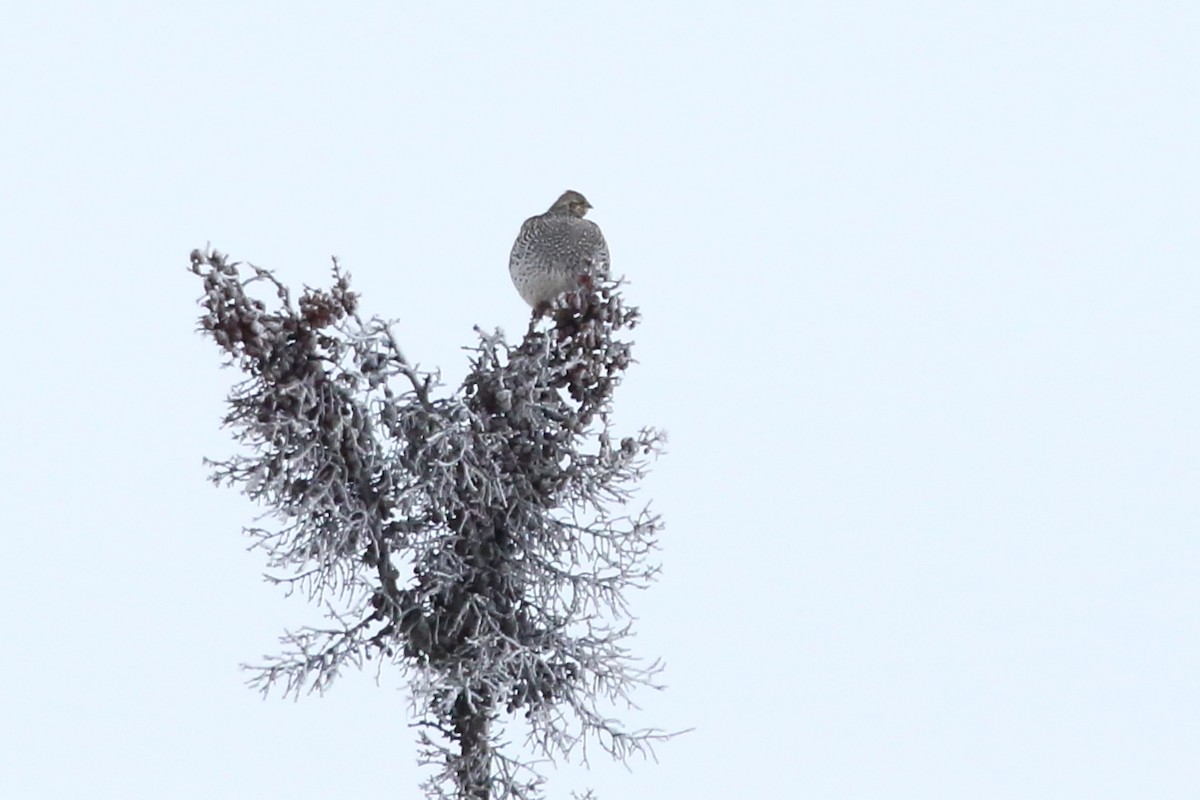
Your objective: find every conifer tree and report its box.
[191,249,669,799]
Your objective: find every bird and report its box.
[509,190,610,313]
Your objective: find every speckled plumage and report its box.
[509,190,610,310]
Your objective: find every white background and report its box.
[1,3,1196,798]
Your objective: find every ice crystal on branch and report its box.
[190,248,670,800]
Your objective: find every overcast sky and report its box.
[2,3,1197,798]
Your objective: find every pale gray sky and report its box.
[2,3,1197,798]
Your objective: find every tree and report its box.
[191,248,670,799]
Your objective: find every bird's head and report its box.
[550,190,593,218]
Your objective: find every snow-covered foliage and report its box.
[191,249,669,800]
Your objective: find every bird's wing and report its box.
[509,216,546,267]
